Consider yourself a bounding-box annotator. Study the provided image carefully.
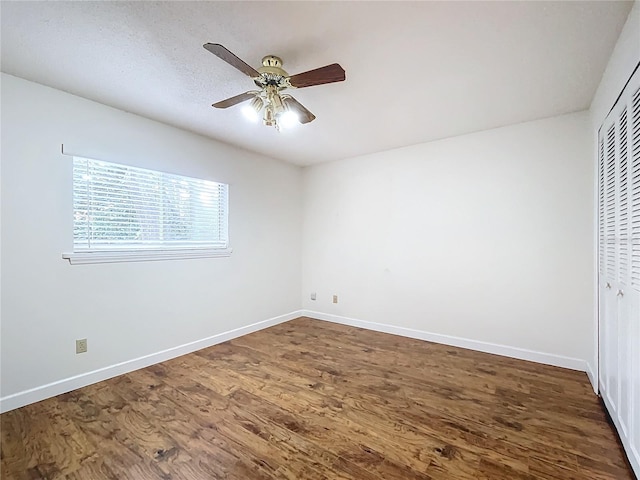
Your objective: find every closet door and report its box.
[629,77,640,473]
[598,67,640,476]
[599,123,618,408]
[617,105,632,439]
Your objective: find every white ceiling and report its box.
[0,1,633,166]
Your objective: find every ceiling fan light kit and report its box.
[204,43,345,131]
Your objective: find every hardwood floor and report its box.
[1,317,635,479]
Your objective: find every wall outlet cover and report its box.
[76,338,87,354]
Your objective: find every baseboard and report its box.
[586,362,598,394]
[301,310,588,372]
[0,310,303,413]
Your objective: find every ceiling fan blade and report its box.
[288,63,345,88]
[203,43,260,78]
[212,91,256,109]
[283,96,316,124]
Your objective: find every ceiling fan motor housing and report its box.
[262,55,282,68]
[256,55,290,88]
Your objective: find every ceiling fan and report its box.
[203,43,345,130]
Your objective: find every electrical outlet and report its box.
[333,294,338,304]
[76,338,87,354]
[310,292,317,301]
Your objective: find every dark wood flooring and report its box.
[1,317,635,479]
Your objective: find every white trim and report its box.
[301,310,588,372]
[601,388,640,477]
[586,362,598,393]
[62,247,233,265]
[0,310,303,413]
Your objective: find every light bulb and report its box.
[278,110,299,129]
[241,104,260,122]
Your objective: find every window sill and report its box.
[62,248,233,265]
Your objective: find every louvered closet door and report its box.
[598,66,640,476]
[630,76,640,471]
[600,122,618,409]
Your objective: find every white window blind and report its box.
[72,157,228,253]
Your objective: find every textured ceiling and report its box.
[0,1,633,166]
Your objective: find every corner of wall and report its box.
[586,362,598,394]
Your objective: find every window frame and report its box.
[62,156,232,265]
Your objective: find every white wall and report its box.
[588,1,640,385]
[0,74,302,406]
[302,111,594,364]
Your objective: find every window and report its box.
[62,156,230,264]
